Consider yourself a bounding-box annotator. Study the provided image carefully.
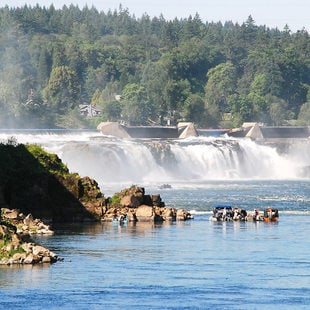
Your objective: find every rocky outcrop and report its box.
[0,143,192,224]
[0,223,58,265]
[0,142,193,265]
[1,208,54,235]
[102,186,193,223]
[1,188,58,265]
[0,143,106,222]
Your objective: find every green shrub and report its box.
[110,195,121,206]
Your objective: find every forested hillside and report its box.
[0,4,309,128]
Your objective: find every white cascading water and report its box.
[0,131,309,187]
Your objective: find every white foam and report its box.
[1,131,309,184]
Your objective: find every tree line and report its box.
[0,4,309,128]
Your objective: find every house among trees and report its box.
[79,104,102,117]
[0,6,309,129]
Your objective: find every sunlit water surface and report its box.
[0,131,309,309]
[1,181,309,309]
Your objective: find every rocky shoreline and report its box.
[0,142,193,265]
[0,184,193,266]
[102,186,193,223]
[0,209,57,265]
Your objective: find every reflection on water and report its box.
[0,264,52,288]
[1,179,309,309]
[1,214,309,309]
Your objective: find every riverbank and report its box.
[0,140,192,264]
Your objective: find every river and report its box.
[0,131,309,309]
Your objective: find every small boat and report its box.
[209,206,234,221]
[263,208,279,222]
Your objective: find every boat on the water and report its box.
[263,208,279,222]
[209,206,247,222]
[209,206,279,222]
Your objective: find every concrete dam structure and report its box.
[228,123,310,141]
[97,122,198,139]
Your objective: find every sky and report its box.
[2,0,309,32]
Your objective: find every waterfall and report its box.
[0,131,309,188]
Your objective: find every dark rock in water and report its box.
[159,184,172,189]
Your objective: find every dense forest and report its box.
[0,4,309,129]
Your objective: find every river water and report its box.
[0,131,309,309]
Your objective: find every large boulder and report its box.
[102,185,193,223]
[176,209,193,221]
[120,195,142,208]
[135,205,155,222]
[116,186,146,208]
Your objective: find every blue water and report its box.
[1,180,309,309]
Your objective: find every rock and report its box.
[162,208,175,221]
[0,224,10,237]
[0,258,9,265]
[31,254,41,264]
[37,228,54,235]
[23,213,33,225]
[24,254,34,264]
[12,253,26,264]
[176,209,193,221]
[11,233,21,246]
[120,195,141,208]
[117,186,145,208]
[0,220,58,265]
[142,194,153,206]
[21,242,33,253]
[135,205,155,222]
[102,186,193,223]
[151,194,165,207]
[1,208,19,220]
[32,245,49,256]
[42,256,51,263]
[49,251,58,260]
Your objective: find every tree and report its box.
[44,66,80,114]
[183,94,205,126]
[1,5,310,129]
[121,83,150,125]
[204,102,221,127]
[165,79,191,117]
[229,94,254,125]
[103,100,122,121]
[205,62,238,112]
[278,47,308,115]
[297,101,310,125]
[38,46,52,88]
[141,61,169,124]
[269,98,289,126]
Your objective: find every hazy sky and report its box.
[3,0,309,31]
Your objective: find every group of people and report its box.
[212,207,248,221]
[113,214,128,224]
[212,207,265,222]
[211,206,278,222]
